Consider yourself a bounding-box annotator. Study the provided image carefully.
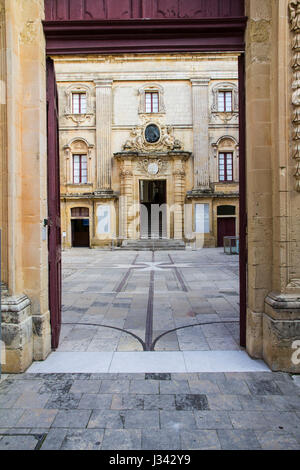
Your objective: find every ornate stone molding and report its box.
[211,82,239,113]
[138,83,166,115]
[287,278,300,288]
[136,158,168,176]
[64,84,93,125]
[122,123,183,152]
[289,1,300,191]
[211,135,239,158]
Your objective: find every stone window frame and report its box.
[211,82,239,114]
[138,83,166,115]
[63,137,94,185]
[212,135,239,183]
[64,84,94,124]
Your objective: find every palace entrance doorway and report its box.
[139,180,167,239]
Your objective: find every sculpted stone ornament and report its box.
[289,0,300,191]
[137,159,168,176]
[122,123,183,152]
[287,278,300,288]
[147,162,159,175]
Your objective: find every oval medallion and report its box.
[145,124,160,143]
[147,162,159,175]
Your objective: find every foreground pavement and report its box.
[0,372,299,450]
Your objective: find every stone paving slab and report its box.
[1,373,300,449]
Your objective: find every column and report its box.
[119,159,133,239]
[94,79,113,192]
[173,157,186,239]
[191,78,210,189]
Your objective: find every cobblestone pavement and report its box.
[60,248,240,352]
[0,372,299,450]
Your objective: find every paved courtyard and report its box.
[0,372,299,450]
[60,248,240,353]
[1,248,300,450]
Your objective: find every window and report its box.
[71,207,89,217]
[195,204,210,233]
[217,205,236,216]
[218,91,232,112]
[145,92,159,113]
[219,153,233,182]
[73,155,87,184]
[72,93,87,114]
[97,205,110,234]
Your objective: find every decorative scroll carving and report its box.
[123,124,183,152]
[287,278,300,288]
[289,1,300,191]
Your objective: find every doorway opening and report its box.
[217,205,237,247]
[45,1,246,353]
[70,207,90,247]
[71,219,89,247]
[139,180,167,239]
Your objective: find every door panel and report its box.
[217,217,236,247]
[47,57,62,350]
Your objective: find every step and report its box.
[121,240,186,250]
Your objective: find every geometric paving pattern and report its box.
[60,248,241,353]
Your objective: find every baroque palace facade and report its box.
[56,54,239,249]
[0,0,299,374]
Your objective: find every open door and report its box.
[47,57,62,349]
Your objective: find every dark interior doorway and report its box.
[140,180,167,239]
[71,219,90,247]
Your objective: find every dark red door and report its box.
[47,57,62,349]
[217,217,236,247]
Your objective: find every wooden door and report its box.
[71,219,90,247]
[217,217,236,247]
[47,57,62,349]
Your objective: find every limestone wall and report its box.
[0,0,51,372]
[246,0,300,372]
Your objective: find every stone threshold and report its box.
[26,351,270,374]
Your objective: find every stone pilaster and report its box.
[0,1,8,287]
[191,78,210,189]
[94,79,113,192]
[173,157,186,239]
[119,159,133,239]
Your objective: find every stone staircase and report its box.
[121,239,185,251]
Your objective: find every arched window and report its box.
[212,136,239,183]
[63,138,94,185]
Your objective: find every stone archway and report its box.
[1,0,299,373]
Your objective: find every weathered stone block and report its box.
[1,295,33,373]
[263,293,300,373]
